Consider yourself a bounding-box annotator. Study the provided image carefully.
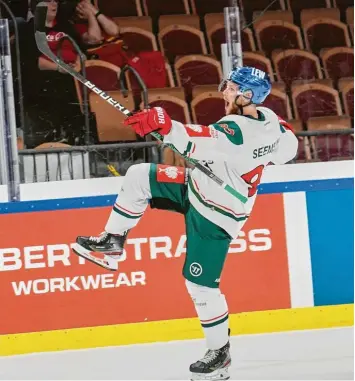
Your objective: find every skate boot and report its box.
[190,341,231,381]
[72,231,128,271]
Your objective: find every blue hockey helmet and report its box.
[219,66,272,104]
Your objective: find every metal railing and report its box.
[16,129,354,183]
[293,129,354,163]
[18,141,162,183]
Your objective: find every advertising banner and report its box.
[0,194,290,335]
[307,188,354,306]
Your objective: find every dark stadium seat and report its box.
[300,7,340,26]
[241,0,286,24]
[95,0,142,17]
[307,115,354,161]
[146,87,192,124]
[159,25,208,62]
[120,27,158,52]
[143,0,189,19]
[90,91,137,142]
[262,82,293,121]
[292,80,343,122]
[273,49,323,87]
[288,119,313,162]
[175,55,223,100]
[288,0,332,24]
[320,47,354,81]
[159,14,200,31]
[191,86,225,125]
[338,77,354,118]
[303,19,352,53]
[243,52,275,81]
[190,0,230,16]
[73,60,121,112]
[255,20,304,56]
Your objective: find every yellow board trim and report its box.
[1,304,353,356]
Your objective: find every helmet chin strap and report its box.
[234,94,252,115]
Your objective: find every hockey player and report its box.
[72,66,298,381]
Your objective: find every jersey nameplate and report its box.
[253,138,280,158]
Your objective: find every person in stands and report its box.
[73,0,119,46]
[22,0,86,147]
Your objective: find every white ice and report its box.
[0,327,353,380]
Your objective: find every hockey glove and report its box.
[123,107,172,137]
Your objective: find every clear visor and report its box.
[218,79,228,92]
[218,80,252,101]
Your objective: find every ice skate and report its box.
[72,231,128,271]
[190,341,231,380]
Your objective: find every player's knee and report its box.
[185,279,221,301]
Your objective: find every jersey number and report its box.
[241,165,264,197]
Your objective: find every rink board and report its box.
[0,161,353,355]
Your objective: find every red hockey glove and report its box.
[277,115,295,133]
[123,107,172,137]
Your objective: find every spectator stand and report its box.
[1,0,354,185]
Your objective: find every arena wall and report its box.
[0,161,353,356]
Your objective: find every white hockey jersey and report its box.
[163,107,298,238]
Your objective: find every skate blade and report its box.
[190,368,230,381]
[72,243,118,271]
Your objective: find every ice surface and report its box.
[0,327,353,380]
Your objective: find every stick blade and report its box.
[34,2,48,33]
[34,3,57,60]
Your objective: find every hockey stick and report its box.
[34,3,248,204]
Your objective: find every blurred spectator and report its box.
[35,0,83,71]
[22,0,87,148]
[73,0,119,45]
[18,0,123,148]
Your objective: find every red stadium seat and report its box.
[126,60,175,95]
[273,49,323,87]
[300,7,340,26]
[243,52,275,81]
[252,9,294,24]
[288,119,313,162]
[95,0,142,17]
[175,55,223,100]
[288,0,332,23]
[346,7,354,26]
[74,60,121,113]
[113,16,153,32]
[303,19,352,53]
[159,14,200,31]
[191,86,225,125]
[307,115,354,161]
[241,0,287,24]
[204,13,224,58]
[146,88,192,124]
[90,91,137,142]
[263,82,293,121]
[242,28,257,52]
[292,80,343,122]
[255,20,304,56]
[334,0,354,19]
[120,27,158,52]
[190,0,230,16]
[338,77,354,118]
[346,7,354,40]
[159,25,208,63]
[143,0,190,19]
[204,14,256,59]
[320,47,354,81]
